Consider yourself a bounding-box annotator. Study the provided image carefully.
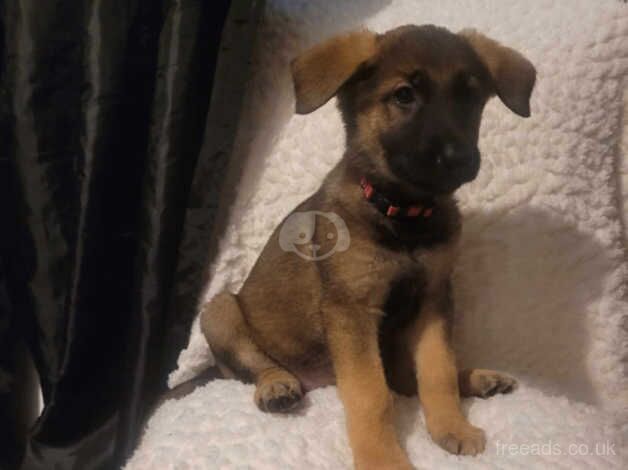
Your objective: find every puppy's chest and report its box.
[381,266,425,329]
[337,241,456,310]
[385,242,455,292]
[321,204,459,308]
[377,244,456,333]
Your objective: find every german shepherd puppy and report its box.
[202,24,535,469]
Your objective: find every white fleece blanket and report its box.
[127,1,628,468]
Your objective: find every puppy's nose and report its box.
[439,143,467,168]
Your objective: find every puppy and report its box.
[202,24,535,469]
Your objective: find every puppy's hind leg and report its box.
[458,369,517,399]
[200,292,303,413]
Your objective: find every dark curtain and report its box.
[0,0,263,468]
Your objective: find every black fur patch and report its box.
[381,271,427,329]
[374,204,454,251]
[379,270,426,388]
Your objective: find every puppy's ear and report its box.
[459,29,536,117]
[291,30,377,114]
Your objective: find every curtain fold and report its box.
[0,0,256,468]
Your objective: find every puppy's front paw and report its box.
[254,377,303,413]
[428,417,486,456]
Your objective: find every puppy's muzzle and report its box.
[424,136,480,188]
[436,141,481,183]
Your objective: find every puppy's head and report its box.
[291,25,536,196]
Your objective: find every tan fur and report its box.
[201,24,535,469]
[459,29,536,117]
[324,302,412,470]
[409,305,486,455]
[291,30,377,114]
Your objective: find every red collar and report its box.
[360,177,433,218]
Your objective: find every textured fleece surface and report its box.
[621,87,628,245]
[127,381,627,469]
[129,0,628,468]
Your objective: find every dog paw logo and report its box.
[279,211,350,261]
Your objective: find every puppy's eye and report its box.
[455,73,481,98]
[393,86,416,106]
[467,75,480,90]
